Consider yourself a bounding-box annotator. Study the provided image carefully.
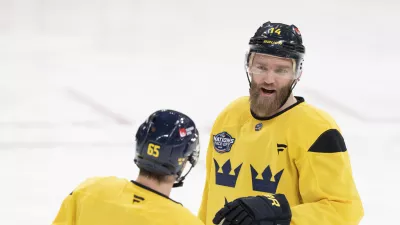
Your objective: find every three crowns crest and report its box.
[214,159,283,193]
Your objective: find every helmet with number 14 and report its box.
[245,21,306,117]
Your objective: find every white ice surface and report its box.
[1,1,400,224]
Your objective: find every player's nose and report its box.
[262,72,275,84]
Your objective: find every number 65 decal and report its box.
[147,143,160,157]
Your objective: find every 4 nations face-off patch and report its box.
[213,131,235,153]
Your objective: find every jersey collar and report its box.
[250,96,305,121]
[131,180,182,205]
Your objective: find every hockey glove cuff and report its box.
[212,194,291,225]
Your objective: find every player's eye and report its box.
[256,65,268,71]
[275,68,289,74]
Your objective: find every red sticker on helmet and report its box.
[179,128,187,137]
[294,27,301,35]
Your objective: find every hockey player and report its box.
[198,22,364,225]
[52,109,203,225]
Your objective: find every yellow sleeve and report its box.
[52,193,76,225]
[291,129,364,225]
[197,131,214,223]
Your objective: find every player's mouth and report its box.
[260,87,276,96]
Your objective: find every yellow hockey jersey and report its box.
[52,176,204,225]
[198,96,364,225]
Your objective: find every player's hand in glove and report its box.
[212,194,291,225]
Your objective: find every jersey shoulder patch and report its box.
[308,129,347,153]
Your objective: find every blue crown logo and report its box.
[250,165,284,193]
[214,159,242,188]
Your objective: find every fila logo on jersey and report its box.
[213,131,235,153]
[133,194,144,203]
[277,144,287,154]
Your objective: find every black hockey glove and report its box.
[212,194,291,225]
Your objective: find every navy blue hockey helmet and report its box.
[134,109,200,187]
[245,21,306,85]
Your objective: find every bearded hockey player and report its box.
[198,22,364,225]
[52,109,203,225]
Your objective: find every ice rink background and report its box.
[1,0,400,224]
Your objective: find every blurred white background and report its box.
[1,0,399,224]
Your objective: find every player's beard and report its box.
[249,81,292,117]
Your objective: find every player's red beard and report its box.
[249,81,292,117]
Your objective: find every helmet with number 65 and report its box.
[134,109,200,188]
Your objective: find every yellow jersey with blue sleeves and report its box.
[52,176,204,225]
[198,96,364,225]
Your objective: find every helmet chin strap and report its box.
[279,79,298,108]
[172,179,184,188]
